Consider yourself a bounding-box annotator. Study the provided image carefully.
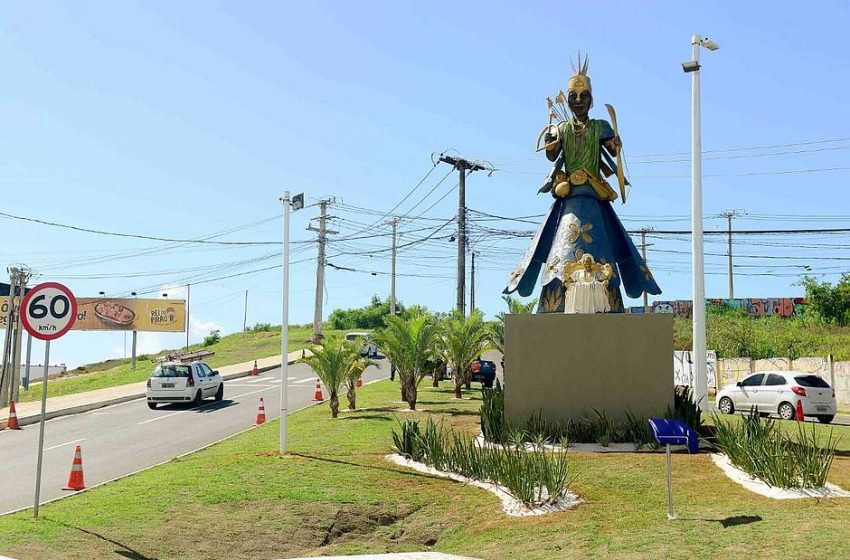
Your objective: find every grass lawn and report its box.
[14,327,349,404]
[1,381,848,560]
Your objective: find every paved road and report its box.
[0,359,390,514]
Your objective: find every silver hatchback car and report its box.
[716,371,836,423]
[146,361,223,409]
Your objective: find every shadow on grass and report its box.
[291,452,449,483]
[48,518,158,560]
[339,414,393,422]
[680,514,763,528]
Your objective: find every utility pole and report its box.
[721,210,745,301]
[638,228,652,313]
[243,290,249,332]
[388,218,399,317]
[1,266,31,407]
[438,154,489,315]
[307,199,338,343]
[470,252,475,313]
[185,283,191,352]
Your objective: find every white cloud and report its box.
[190,315,224,341]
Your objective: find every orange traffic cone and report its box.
[355,376,363,388]
[313,380,324,402]
[5,400,22,430]
[254,397,267,425]
[62,445,86,491]
[252,360,258,376]
[796,399,804,422]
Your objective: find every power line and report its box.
[0,211,284,246]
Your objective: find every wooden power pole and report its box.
[307,199,337,343]
[437,154,489,315]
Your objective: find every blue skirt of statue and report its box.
[503,184,661,313]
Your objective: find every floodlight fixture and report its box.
[682,61,701,73]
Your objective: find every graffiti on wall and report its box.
[628,297,806,318]
[673,350,717,388]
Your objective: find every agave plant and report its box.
[375,312,440,410]
[303,338,360,418]
[439,310,492,399]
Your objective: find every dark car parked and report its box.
[470,356,497,388]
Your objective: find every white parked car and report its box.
[345,332,378,357]
[716,371,836,423]
[146,361,223,409]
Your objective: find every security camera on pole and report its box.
[20,282,78,518]
[682,34,719,411]
[279,191,304,456]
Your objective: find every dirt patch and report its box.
[117,501,424,559]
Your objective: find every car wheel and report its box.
[718,397,734,415]
[193,390,203,407]
[817,415,834,424]
[147,401,157,410]
[778,402,796,420]
[214,383,224,401]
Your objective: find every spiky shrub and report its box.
[713,410,839,489]
[665,386,703,430]
[480,381,505,443]
[438,310,492,399]
[488,410,656,449]
[375,313,440,410]
[303,338,361,418]
[392,418,572,507]
[391,418,424,462]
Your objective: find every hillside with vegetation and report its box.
[16,324,347,403]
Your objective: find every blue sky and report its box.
[2,1,850,368]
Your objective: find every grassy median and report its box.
[15,327,346,404]
[1,380,848,560]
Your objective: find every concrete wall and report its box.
[504,314,674,424]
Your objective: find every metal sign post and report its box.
[20,282,78,519]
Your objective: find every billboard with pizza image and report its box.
[1,297,186,332]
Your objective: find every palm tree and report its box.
[304,338,360,418]
[489,295,535,364]
[439,310,491,399]
[345,354,374,411]
[375,313,439,410]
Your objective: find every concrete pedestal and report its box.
[504,313,673,424]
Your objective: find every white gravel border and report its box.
[710,453,850,500]
[386,454,580,516]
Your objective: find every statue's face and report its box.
[568,90,591,118]
[582,257,593,271]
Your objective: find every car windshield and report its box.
[152,364,191,378]
[794,375,830,388]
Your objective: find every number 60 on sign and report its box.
[21,282,78,341]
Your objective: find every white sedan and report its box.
[146,361,223,409]
[716,371,836,423]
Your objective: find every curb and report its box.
[2,362,287,429]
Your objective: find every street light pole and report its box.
[278,191,304,456]
[684,34,718,412]
[280,191,291,456]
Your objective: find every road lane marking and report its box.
[45,438,86,451]
[137,409,187,425]
[229,386,276,399]
[295,378,315,384]
[243,376,269,384]
[137,387,277,425]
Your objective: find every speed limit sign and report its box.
[23,282,78,518]
[21,282,78,341]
